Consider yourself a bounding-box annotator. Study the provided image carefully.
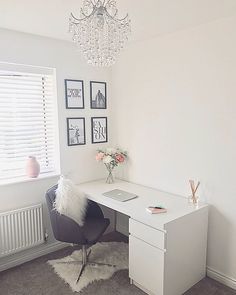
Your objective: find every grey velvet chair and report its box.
[46,185,113,282]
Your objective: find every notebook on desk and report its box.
[102,189,138,202]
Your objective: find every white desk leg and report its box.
[130,278,133,285]
[114,210,117,232]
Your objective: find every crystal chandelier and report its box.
[69,0,131,67]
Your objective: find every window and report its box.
[0,63,60,183]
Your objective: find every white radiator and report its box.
[0,204,44,257]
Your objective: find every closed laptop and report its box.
[102,189,138,202]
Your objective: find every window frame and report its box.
[0,62,61,185]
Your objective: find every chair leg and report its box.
[53,261,82,264]
[76,263,86,283]
[82,245,87,264]
[87,249,92,260]
[88,261,116,267]
[76,245,88,283]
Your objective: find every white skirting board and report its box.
[0,241,67,272]
[207,267,236,290]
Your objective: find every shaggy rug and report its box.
[48,242,128,293]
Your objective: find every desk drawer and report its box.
[129,219,165,250]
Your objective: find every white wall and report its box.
[112,15,236,284]
[0,28,113,269]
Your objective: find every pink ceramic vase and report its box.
[26,156,40,178]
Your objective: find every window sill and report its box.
[0,172,60,187]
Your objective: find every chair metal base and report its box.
[54,245,116,283]
[76,245,116,283]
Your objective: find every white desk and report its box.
[79,179,208,295]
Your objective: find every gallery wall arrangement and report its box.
[65,79,108,146]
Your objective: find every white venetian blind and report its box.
[0,66,58,182]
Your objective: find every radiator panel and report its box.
[0,204,44,257]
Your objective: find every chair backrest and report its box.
[45,185,105,244]
[46,185,57,210]
[45,185,61,241]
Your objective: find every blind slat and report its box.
[0,78,53,84]
[0,94,53,99]
[0,114,53,118]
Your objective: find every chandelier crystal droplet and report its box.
[69,0,131,67]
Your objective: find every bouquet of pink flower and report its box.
[96,147,127,183]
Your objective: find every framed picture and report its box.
[91,117,108,144]
[90,81,107,109]
[67,117,86,146]
[65,79,84,109]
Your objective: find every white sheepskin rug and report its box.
[48,242,128,293]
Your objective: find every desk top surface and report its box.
[78,179,208,230]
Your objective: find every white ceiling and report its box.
[0,0,236,42]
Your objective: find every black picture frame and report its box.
[91,117,108,144]
[65,79,84,109]
[90,81,107,109]
[67,117,86,146]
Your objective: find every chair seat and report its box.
[82,218,110,244]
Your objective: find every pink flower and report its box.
[116,154,125,163]
[96,152,105,161]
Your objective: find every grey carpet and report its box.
[0,232,235,295]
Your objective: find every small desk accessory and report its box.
[189,180,200,204]
[146,206,167,214]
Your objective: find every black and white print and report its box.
[90,81,107,109]
[65,79,84,109]
[67,118,86,146]
[91,117,108,144]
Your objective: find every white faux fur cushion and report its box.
[54,176,87,226]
